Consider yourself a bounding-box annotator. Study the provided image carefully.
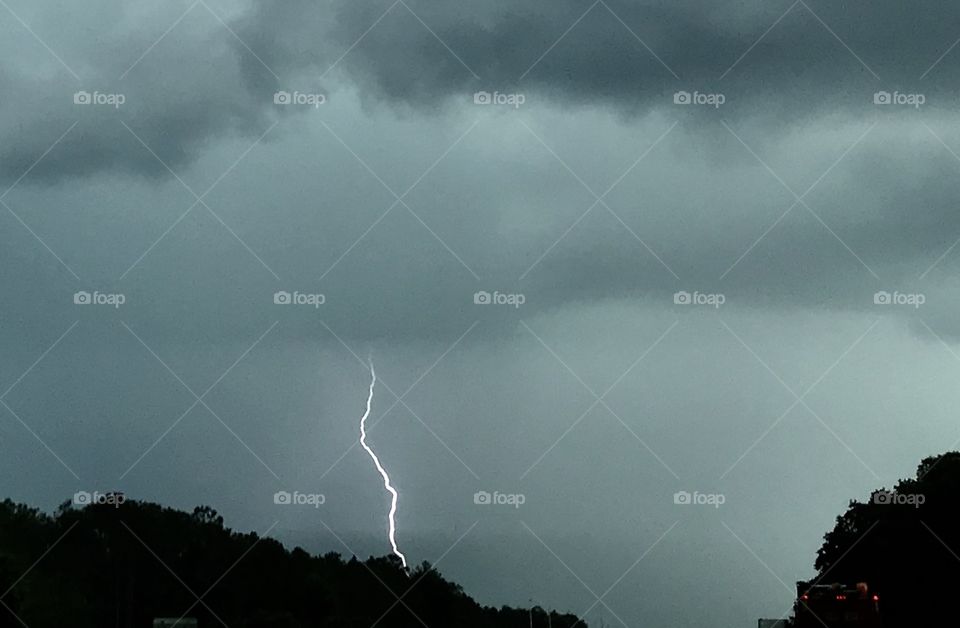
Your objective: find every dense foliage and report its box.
[0,499,582,628]
[812,451,960,627]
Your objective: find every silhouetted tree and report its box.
[0,554,23,628]
[814,451,960,627]
[0,497,584,628]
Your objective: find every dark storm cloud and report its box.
[4,0,960,344]
[6,0,960,185]
[0,1,281,184]
[237,0,960,115]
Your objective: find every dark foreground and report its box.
[3,451,960,627]
[0,498,581,628]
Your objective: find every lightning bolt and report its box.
[359,358,407,568]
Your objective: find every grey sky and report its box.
[3,1,960,627]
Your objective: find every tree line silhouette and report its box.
[3,451,959,627]
[808,451,960,627]
[0,499,581,627]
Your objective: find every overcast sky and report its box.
[3,1,960,626]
